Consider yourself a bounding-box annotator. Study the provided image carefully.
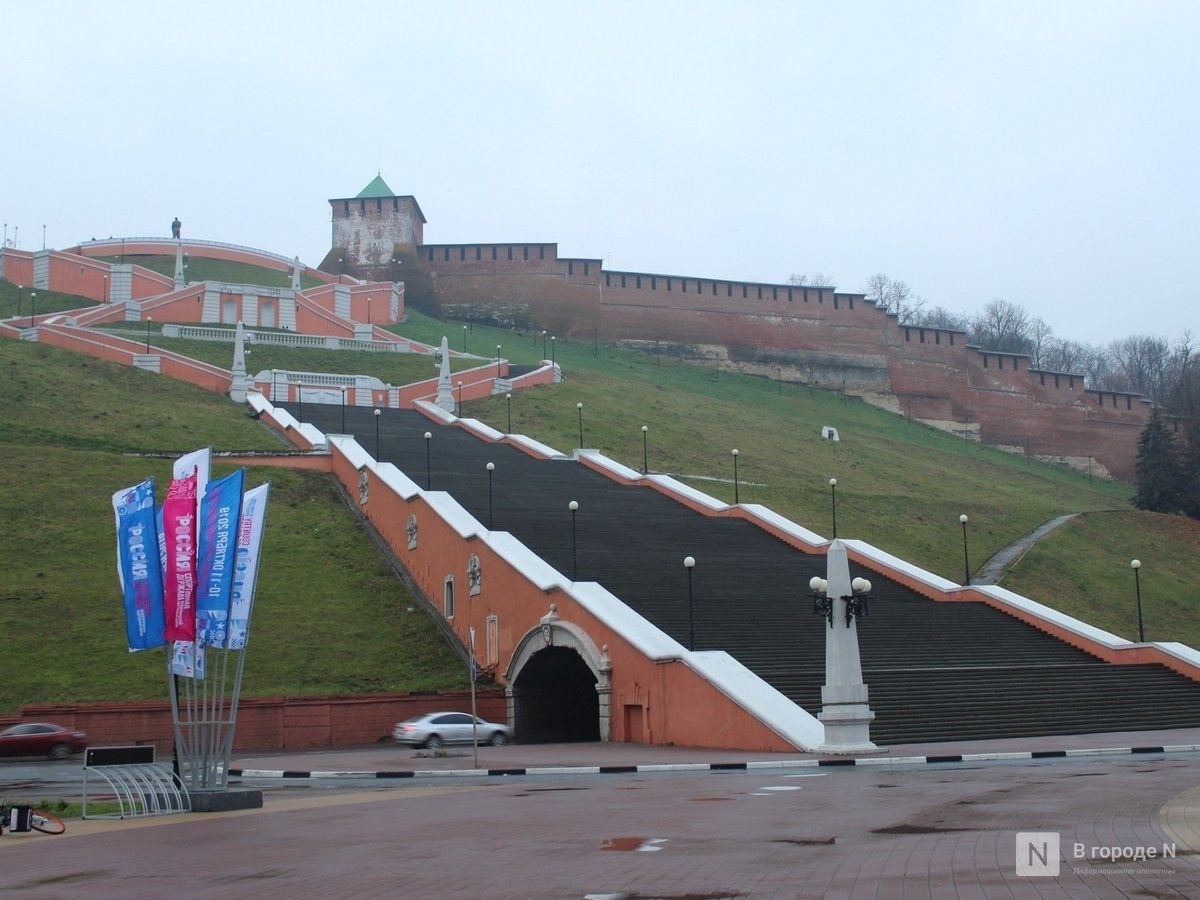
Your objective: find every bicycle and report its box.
[1,803,66,836]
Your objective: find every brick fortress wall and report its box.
[416,242,1149,481]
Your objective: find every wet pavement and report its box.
[3,729,1200,898]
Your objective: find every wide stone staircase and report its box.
[299,404,1200,745]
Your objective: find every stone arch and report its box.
[505,611,611,744]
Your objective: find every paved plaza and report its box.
[3,730,1200,898]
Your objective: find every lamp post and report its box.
[340,387,347,434]
[462,324,467,351]
[374,408,381,458]
[505,392,512,433]
[577,402,584,449]
[959,514,970,585]
[103,274,108,303]
[684,556,696,651]
[456,381,463,416]
[732,449,740,504]
[424,431,432,490]
[144,315,152,351]
[641,424,649,474]
[496,344,502,376]
[367,294,372,324]
[16,284,21,318]
[542,330,547,358]
[1131,559,1144,642]
[486,462,495,529]
[551,335,556,364]
[569,500,579,579]
[829,478,838,539]
[30,291,37,328]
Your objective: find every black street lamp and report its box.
[577,402,584,449]
[542,330,547,358]
[829,478,838,539]
[373,408,381,458]
[144,315,152,351]
[462,324,467,351]
[30,290,37,328]
[551,335,556,364]
[569,500,579,579]
[486,462,495,529]
[1131,559,1144,642]
[641,425,649,474]
[959,514,970,585]
[424,431,432,490]
[505,392,512,433]
[103,274,108,303]
[340,388,347,434]
[456,381,463,417]
[16,284,21,318]
[684,556,696,651]
[732,449,740,504]
[496,344,502,376]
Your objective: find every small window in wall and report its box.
[583,262,589,275]
[523,246,529,260]
[444,576,455,619]
[919,329,925,343]
[1126,396,1132,410]
[727,284,732,297]
[652,277,657,290]
[949,333,955,346]
[1039,372,1046,386]
[848,296,855,310]
[833,294,839,310]
[787,288,794,302]
[666,279,672,292]
[460,246,466,261]
[605,272,611,286]
[983,355,989,368]
[492,247,497,260]
[1054,374,1061,388]
[475,247,481,261]
[802,288,809,303]
[428,247,435,261]
[1068,376,1076,390]
[621,275,627,288]
[999,355,1003,369]
[742,285,748,299]
[681,280,686,293]
[343,201,350,215]
[772,287,778,301]
[568,261,574,276]
[817,290,825,304]
[507,247,513,260]
[444,247,450,262]
[713,282,718,296]
[376,198,382,213]
[934,331,940,345]
[904,328,911,342]
[359,199,366,214]
[392,197,398,210]
[756,286,763,300]
[539,246,545,260]
[636,276,642,288]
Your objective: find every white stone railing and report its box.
[161,324,420,353]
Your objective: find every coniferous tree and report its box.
[1134,410,1184,512]
[1180,416,1200,520]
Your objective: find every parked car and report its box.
[392,712,511,749]
[0,723,88,760]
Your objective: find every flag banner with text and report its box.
[112,479,166,651]
[171,449,211,675]
[195,468,245,647]
[162,475,198,642]
[226,482,270,650]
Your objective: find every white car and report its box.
[392,712,511,749]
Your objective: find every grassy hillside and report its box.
[0,339,464,712]
[3,270,1197,714]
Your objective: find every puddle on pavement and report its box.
[601,836,669,852]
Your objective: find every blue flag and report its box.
[112,479,167,651]
[195,469,245,647]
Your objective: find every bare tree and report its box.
[1108,334,1170,400]
[1028,317,1054,370]
[863,273,926,323]
[1041,338,1089,374]
[787,272,836,287]
[969,299,1034,355]
[908,305,970,331]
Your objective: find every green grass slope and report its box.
[0,340,464,712]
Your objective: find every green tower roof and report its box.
[355,174,396,199]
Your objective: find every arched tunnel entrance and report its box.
[511,646,600,743]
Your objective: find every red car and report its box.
[0,723,88,760]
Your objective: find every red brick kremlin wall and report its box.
[419,242,1149,481]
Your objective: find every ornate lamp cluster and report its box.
[809,575,873,628]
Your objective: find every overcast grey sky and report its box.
[5,1,1195,346]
